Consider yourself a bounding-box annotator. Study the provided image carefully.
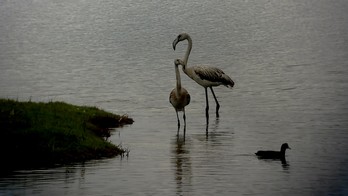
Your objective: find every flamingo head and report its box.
[174,59,185,67]
[172,33,190,50]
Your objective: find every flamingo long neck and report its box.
[175,65,182,94]
[183,36,192,70]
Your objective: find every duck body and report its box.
[255,143,291,159]
[255,150,284,159]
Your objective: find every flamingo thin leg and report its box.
[210,87,220,117]
[176,111,180,128]
[205,87,209,122]
[183,108,187,127]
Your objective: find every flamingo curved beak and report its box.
[172,38,179,50]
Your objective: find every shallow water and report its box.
[1,0,348,195]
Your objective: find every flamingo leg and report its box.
[209,87,220,117]
[205,87,209,122]
[176,110,180,128]
[183,108,187,127]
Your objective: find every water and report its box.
[1,0,348,195]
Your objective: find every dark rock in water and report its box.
[255,143,291,159]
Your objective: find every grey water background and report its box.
[1,0,348,195]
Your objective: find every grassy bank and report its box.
[0,99,133,171]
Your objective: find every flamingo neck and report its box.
[175,65,182,93]
[183,36,192,69]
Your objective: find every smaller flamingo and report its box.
[169,59,191,127]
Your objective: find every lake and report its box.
[1,0,348,195]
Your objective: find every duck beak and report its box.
[172,38,179,50]
[288,146,291,150]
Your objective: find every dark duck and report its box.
[255,143,291,159]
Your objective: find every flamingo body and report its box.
[169,88,190,112]
[185,65,234,88]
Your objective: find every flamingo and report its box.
[172,33,234,119]
[169,59,191,128]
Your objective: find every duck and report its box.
[255,143,291,159]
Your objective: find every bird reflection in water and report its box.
[205,116,220,138]
[281,157,290,170]
[171,130,192,195]
[176,123,186,141]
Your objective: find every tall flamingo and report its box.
[172,33,234,120]
[169,59,191,128]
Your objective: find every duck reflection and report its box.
[256,156,290,170]
[281,158,290,169]
[171,128,192,195]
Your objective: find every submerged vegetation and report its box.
[0,99,133,171]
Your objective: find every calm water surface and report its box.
[1,0,348,195]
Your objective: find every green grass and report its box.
[0,99,133,171]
